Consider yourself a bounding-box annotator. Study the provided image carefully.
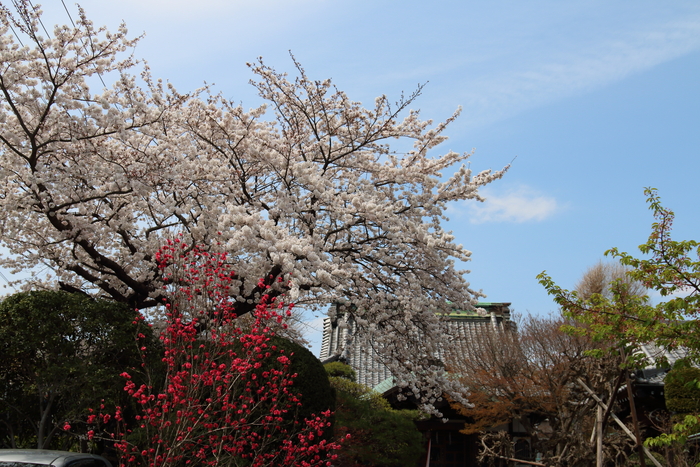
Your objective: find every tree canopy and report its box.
[449,314,623,466]
[0,1,505,409]
[0,290,152,449]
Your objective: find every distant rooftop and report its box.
[320,302,512,390]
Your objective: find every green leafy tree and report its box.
[325,362,425,467]
[538,188,700,461]
[538,188,700,365]
[0,290,154,449]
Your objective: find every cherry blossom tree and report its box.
[0,1,506,410]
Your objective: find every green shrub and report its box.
[324,361,356,382]
[328,370,424,467]
[267,336,336,420]
[0,290,157,449]
[665,366,700,414]
[328,376,391,411]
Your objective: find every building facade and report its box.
[319,302,515,467]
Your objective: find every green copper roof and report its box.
[373,377,395,394]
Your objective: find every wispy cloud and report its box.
[460,186,559,224]
[344,6,700,133]
[106,0,325,19]
[41,1,700,133]
[454,11,700,128]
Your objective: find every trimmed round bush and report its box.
[268,336,336,420]
[324,361,356,382]
[665,366,700,414]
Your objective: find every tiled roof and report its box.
[319,302,512,391]
[632,342,691,384]
[637,342,689,368]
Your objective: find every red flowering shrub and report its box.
[88,239,339,467]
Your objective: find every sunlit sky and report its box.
[3,1,700,355]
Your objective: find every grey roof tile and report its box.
[319,302,512,391]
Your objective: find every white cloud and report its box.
[41,2,700,122]
[463,186,559,224]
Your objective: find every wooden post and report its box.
[596,404,603,467]
[577,378,663,467]
[623,356,646,467]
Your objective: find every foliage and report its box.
[538,188,700,366]
[267,336,336,423]
[86,239,339,467]
[324,362,356,382]
[326,365,424,467]
[575,260,646,301]
[0,290,154,449]
[539,188,700,462]
[327,377,392,413]
[0,0,506,412]
[449,314,623,466]
[646,414,700,452]
[665,366,700,414]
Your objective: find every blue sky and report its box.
[4,1,700,354]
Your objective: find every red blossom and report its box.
[87,241,340,467]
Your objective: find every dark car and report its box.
[0,450,111,467]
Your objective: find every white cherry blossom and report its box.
[0,1,507,413]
